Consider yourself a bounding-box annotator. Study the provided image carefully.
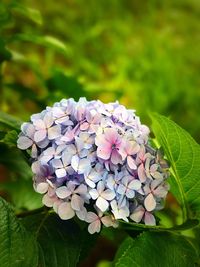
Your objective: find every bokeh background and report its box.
[0,0,199,266]
[1,0,200,140]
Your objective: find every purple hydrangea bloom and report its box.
[17,98,169,234]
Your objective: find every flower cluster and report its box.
[17,98,169,234]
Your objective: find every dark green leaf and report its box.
[0,197,38,267]
[150,113,200,220]
[0,111,22,131]
[114,232,198,267]
[0,144,32,180]
[22,213,94,267]
[0,130,18,146]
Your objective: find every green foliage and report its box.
[46,69,88,102]
[11,2,43,25]
[0,179,42,211]
[0,1,200,266]
[0,38,11,63]
[0,144,32,180]
[0,197,37,267]
[0,196,94,267]
[0,111,22,131]
[114,232,198,267]
[150,113,200,221]
[11,34,69,56]
[21,213,93,267]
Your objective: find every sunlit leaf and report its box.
[11,2,42,25]
[150,113,200,221]
[11,34,70,56]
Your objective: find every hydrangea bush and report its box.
[17,98,169,234]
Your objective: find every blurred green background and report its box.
[1,0,200,140]
[0,1,199,265]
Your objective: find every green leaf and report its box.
[0,179,42,211]
[11,34,70,56]
[119,218,199,232]
[0,130,18,146]
[0,144,32,180]
[11,2,42,25]
[0,197,38,267]
[21,213,94,267]
[150,113,200,221]
[0,111,22,131]
[114,232,199,267]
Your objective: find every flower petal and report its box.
[101,189,115,201]
[85,178,95,188]
[138,164,146,182]
[36,182,49,194]
[56,186,71,199]
[126,189,135,199]
[48,125,61,140]
[128,179,141,191]
[44,112,54,128]
[55,168,67,178]
[96,196,109,212]
[71,194,84,211]
[104,128,118,143]
[76,207,87,221]
[144,193,156,212]
[86,211,98,223]
[101,215,114,227]
[117,184,126,196]
[130,205,145,223]
[89,189,99,200]
[58,202,75,220]
[42,194,55,207]
[111,150,121,165]
[17,136,33,149]
[88,220,101,234]
[71,156,91,174]
[33,119,45,130]
[34,129,46,143]
[97,146,111,160]
[75,184,88,195]
[127,156,137,170]
[52,159,63,169]
[144,212,156,225]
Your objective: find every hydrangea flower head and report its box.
[17,98,169,234]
